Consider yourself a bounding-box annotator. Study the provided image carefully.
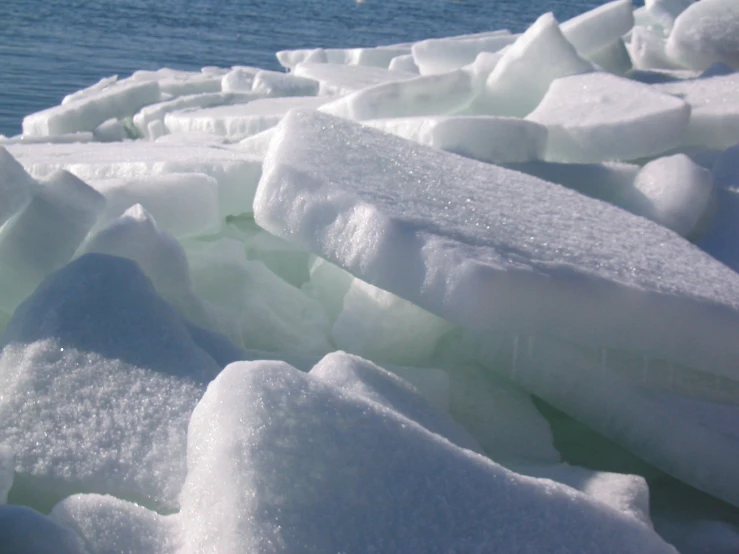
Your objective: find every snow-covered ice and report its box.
[4,2,739,551]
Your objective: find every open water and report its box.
[0,0,611,136]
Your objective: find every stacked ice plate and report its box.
[2,0,739,551]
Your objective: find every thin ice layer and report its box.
[255,109,739,387]
[6,141,262,217]
[293,62,416,95]
[527,72,690,162]
[180,360,674,553]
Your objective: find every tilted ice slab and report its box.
[665,0,739,70]
[560,0,634,59]
[23,78,160,137]
[293,62,416,96]
[363,115,546,164]
[0,170,105,314]
[254,109,739,505]
[320,69,474,121]
[0,146,38,228]
[411,32,517,75]
[6,140,262,217]
[653,73,739,150]
[475,13,593,118]
[178,359,674,554]
[527,72,690,162]
[0,254,231,511]
[164,96,331,140]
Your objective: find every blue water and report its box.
[0,0,612,137]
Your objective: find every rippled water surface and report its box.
[0,0,610,136]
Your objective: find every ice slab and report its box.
[276,46,410,70]
[666,0,739,70]
[180,360,675,553]
[0,170,105,314]
[185,238,332,355]
[0,254,225,511]
[0,505,87,554]
[23,79,160,137]
[0,445,12,504]
[132,91,260,139]
[250,69,319,97]
[256,109,739,378]
[320,69,474,121]
[478,13,593,117]
[653,74,739,150]
[293,62,416,96]
[363,115,546,164]
[589,39,632,75]
[131,67,223,97]
[629,154,714,237]
[331,276,453,367]
[411,33,517,75]
[644,0,695,33]
[164,96,330,140]
[560,0,634,58]
[0,146,38,229]
[89,172,220,239]
[527,72,690,162]
[6,141,262,217]
[387,53,419,74]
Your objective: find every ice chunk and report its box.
[236,127,276,159]
[132,91,260,139]
[164,96,330,140]
[477,13,593,117]
[0,445,12,504]
[0,146,38,228]
[180,360,675,553]
[255,109,739,390]
[561,0,634,58]
[51,494,178,554]
[80,205,209,325]
[666,0,739,70]
[309,351,481,452]
[250,69,319,97]
[276,46,410,70]
[0,170,105,313]
[293,62,415,96]
[527,72,690,162]
[90,172,220,239]
[411,33,517,75]
[6,140,262,217]
[0,505,87,554]
[589,39,632,75]
[91,118,128,142]
[363,115,547,164]
[23,79,160,137]
[653,74,739,150]
[62,75,118,105]
[645,0,695,33]
[629,154,714,237]
[628,27,686,71]
[186,238,332,355]
[387,53,419,74]
[221,66,260,92]
[302,256,354,321]
[332,277,453,367]
[130,67,223,97]
[320,69,474,121]
[0,254,224,510]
